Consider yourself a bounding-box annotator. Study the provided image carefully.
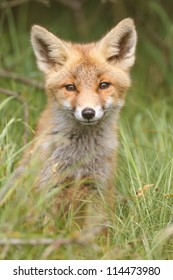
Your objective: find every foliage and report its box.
[0,0,173,260]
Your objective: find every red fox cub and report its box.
[26,18,137,224]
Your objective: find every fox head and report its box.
[31,19,137,125]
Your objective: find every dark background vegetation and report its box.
[1,0,173,132]
[0,0,173,135]
[1,0,173,89]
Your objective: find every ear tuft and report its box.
[98,18,137,70]
[31,25,69,73]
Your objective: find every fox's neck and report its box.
[35,104,120,166]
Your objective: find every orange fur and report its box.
[22,18,137,227]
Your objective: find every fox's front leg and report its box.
[84,185,116,229]
[84,158,117,228]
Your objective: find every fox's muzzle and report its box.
[82,107,95,120]
[74,105,104,125]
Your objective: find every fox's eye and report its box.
[99,82,110,90]
[65,84,76,91]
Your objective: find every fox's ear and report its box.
[31,25,69,73]
[98,18,137,70]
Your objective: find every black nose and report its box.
[82,107,95,120]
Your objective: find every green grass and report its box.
[1,1,173,260]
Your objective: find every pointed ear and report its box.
[98,18,137,70]
[31,25,70,73]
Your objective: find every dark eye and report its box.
[65,84,76,91]
[99,82,110,90]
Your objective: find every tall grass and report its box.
[0,1,173,260]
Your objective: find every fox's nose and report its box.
[82,107,95,120]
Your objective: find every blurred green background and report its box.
[1,0,173,89]
[1,0,173,172]
[1,0,173,119]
